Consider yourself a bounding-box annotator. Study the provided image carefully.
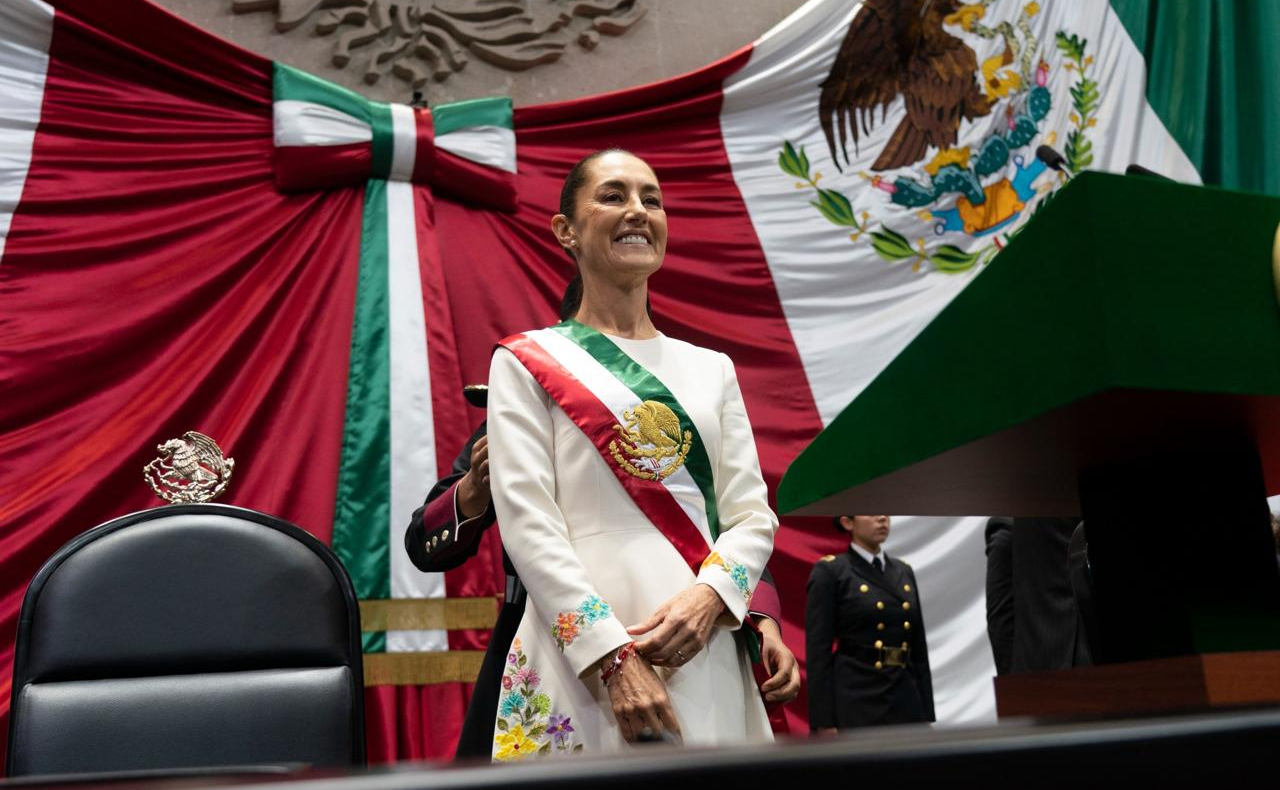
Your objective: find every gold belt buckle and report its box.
[880,645,908,668]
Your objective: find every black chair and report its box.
[6,504,365,777]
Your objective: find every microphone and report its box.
[1124,163,1173,182]
[1036,145,1072,175]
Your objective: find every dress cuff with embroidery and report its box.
[697,551,752,627]
[550,595,631,678]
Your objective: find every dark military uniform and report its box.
[403,421,512,760]
[805,547,935,729]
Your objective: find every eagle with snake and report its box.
[820,0,993,172]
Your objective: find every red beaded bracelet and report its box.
[600,642,636,687]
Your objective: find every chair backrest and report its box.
[6,504,365,777]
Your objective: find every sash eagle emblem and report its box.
[608,401,692,481]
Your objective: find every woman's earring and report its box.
[569,240,577,247]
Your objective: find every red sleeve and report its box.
[420,479,461,534]
[748,575,782,626]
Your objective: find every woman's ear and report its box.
[551,214,576,254]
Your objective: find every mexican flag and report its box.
[0,0,1223,759]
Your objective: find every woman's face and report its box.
[562,152,668,283]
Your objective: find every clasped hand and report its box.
[628,582,724,667]
[602,584,725,743]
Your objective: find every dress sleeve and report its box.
[487,346,632,678]
[694,353,779,627]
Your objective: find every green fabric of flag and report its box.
[333,179,393,653]
[1112,0,1280,195]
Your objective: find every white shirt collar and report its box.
[849,541,885,566]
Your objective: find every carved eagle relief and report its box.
[820,0,993,172]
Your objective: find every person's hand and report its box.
[756,617,801,703]
[628,584,724,667]
[456,435,490,518]
[604,648,682,743]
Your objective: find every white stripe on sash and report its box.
[272,99,371,147]
[388,103,417,181]
[386,179,444,652]
[436,125,516,173]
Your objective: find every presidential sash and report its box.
[498,320,719,574]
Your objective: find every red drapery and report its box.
[1,0,839,765]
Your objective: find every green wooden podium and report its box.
[779,172,1280,715]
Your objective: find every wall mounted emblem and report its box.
[233,0,647,89]
[144,431,236,503]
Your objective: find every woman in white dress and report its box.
[486,149,778,758]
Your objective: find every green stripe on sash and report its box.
[272,61,371,123]
[432,96,513,137]
[332,179,392,653]
[551,320,721,540]
[369,102,395,180]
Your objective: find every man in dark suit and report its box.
[983,516,1091,674]
[407,394,800,758]
[806,515,934,732]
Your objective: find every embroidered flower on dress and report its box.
[513,666,540,687]
[495,725,538,761]
[494,643,583,759]
[546,714,575,746]
[550,595,614,651]
[551,612,580,648]
[499,691,527,718]
[579,595,610,623]
[530,692,552,716]
[702,552,752,600]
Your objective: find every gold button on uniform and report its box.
[874,640,883,649]
[859,584,869,593]
[876,601,885,610]
[874,661,883,670]
[904,584,912,592]
[432,536,439,548]
[902,601,910,611]
[442,529,450,541]
[904,621,911,630]
[877,623,885,631]
[902,642,909,649]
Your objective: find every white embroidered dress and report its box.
[487,330,777,759]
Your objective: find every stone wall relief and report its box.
[233,0,647,89]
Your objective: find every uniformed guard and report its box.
[806,515,935,732]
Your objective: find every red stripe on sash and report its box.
[500,333,710,574]
[411,106,435,184]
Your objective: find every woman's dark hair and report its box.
[558,147,634,221]
[559,278,583,321]
[557,147,649,321]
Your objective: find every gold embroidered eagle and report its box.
[820,0,993,172]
